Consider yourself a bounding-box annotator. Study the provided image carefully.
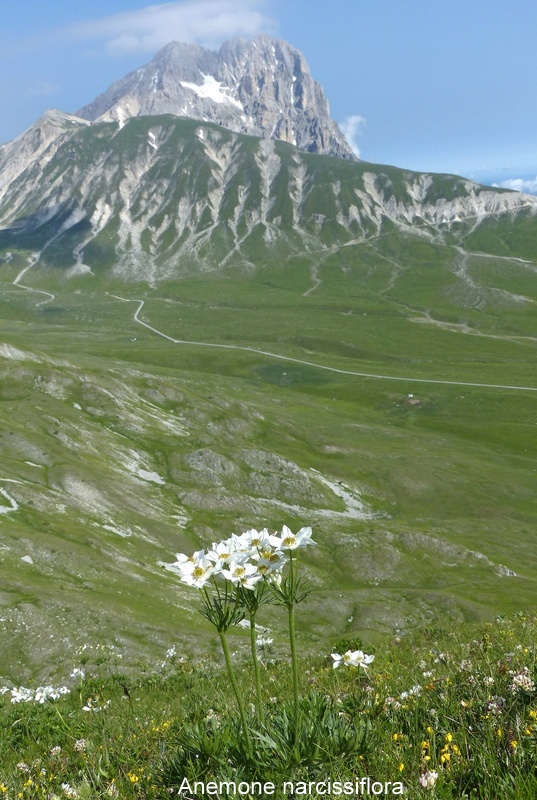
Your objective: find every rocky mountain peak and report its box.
[76,35,356,160]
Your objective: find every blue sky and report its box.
[2,0,536,190]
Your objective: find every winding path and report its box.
[6,250,537,394]
[111,295,537,393]
[13,253,55,306]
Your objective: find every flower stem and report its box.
[288,552,300,723]
[249,610,264,723]
[218,631,252,756]
[288,601,299,721]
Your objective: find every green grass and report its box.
[2,113,537,794]
[2,613,537,798]
[1,197,537,681]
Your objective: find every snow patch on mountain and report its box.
[180,74,243,110]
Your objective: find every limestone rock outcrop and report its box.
[76,36,356,160]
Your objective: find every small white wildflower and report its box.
[331,650,375,670]
[207,538,247,567]
[11,686,33,703]
[73,738,87,752]
[178,553,217,588]
[70,668,85,679]
[269,525,315,550]
[419,770,439,789]
[221,560,262,589]
[82,697,110,712]
[509,667,535,694]
[486,696,506,715]
[237,528,271,552]
[400,684,422,700]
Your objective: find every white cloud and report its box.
[339,114,366,158]
[67,0,275,55]
[492,177,537,196]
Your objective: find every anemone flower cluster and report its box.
[168,525,315,590]
[2,684,70,704]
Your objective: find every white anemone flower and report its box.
[238,527,271,552]
[11,687,33,703]
[331,650,375,670]
[174,548,206,565]
[252,549,287,579]
[251,545,285,561]
[34,687,51,704]
[221,561,262,589]
[166,549,204,576]
[180,554,217,588]
[207,538,248,568]
[269,525,315,550]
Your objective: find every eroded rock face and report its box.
[2,113,537,284]
[76,36,356,160]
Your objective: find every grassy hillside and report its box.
[2,610,537,799]
[1,204,536,680]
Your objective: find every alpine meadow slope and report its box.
[0,38,537,679]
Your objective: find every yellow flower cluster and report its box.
[440,732,460,766]
[150,719,172,734]
[525,709,537,738]
[420,739,431,765]
[127,767,144,784]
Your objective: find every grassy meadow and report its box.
[1,226,537,676]
[0,207,537,795]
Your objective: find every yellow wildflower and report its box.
[398,763,405,772]
[426,726,433,735]
[445,732,453,743]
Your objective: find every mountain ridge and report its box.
[1,113,536,284]
[76,35,356,161]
